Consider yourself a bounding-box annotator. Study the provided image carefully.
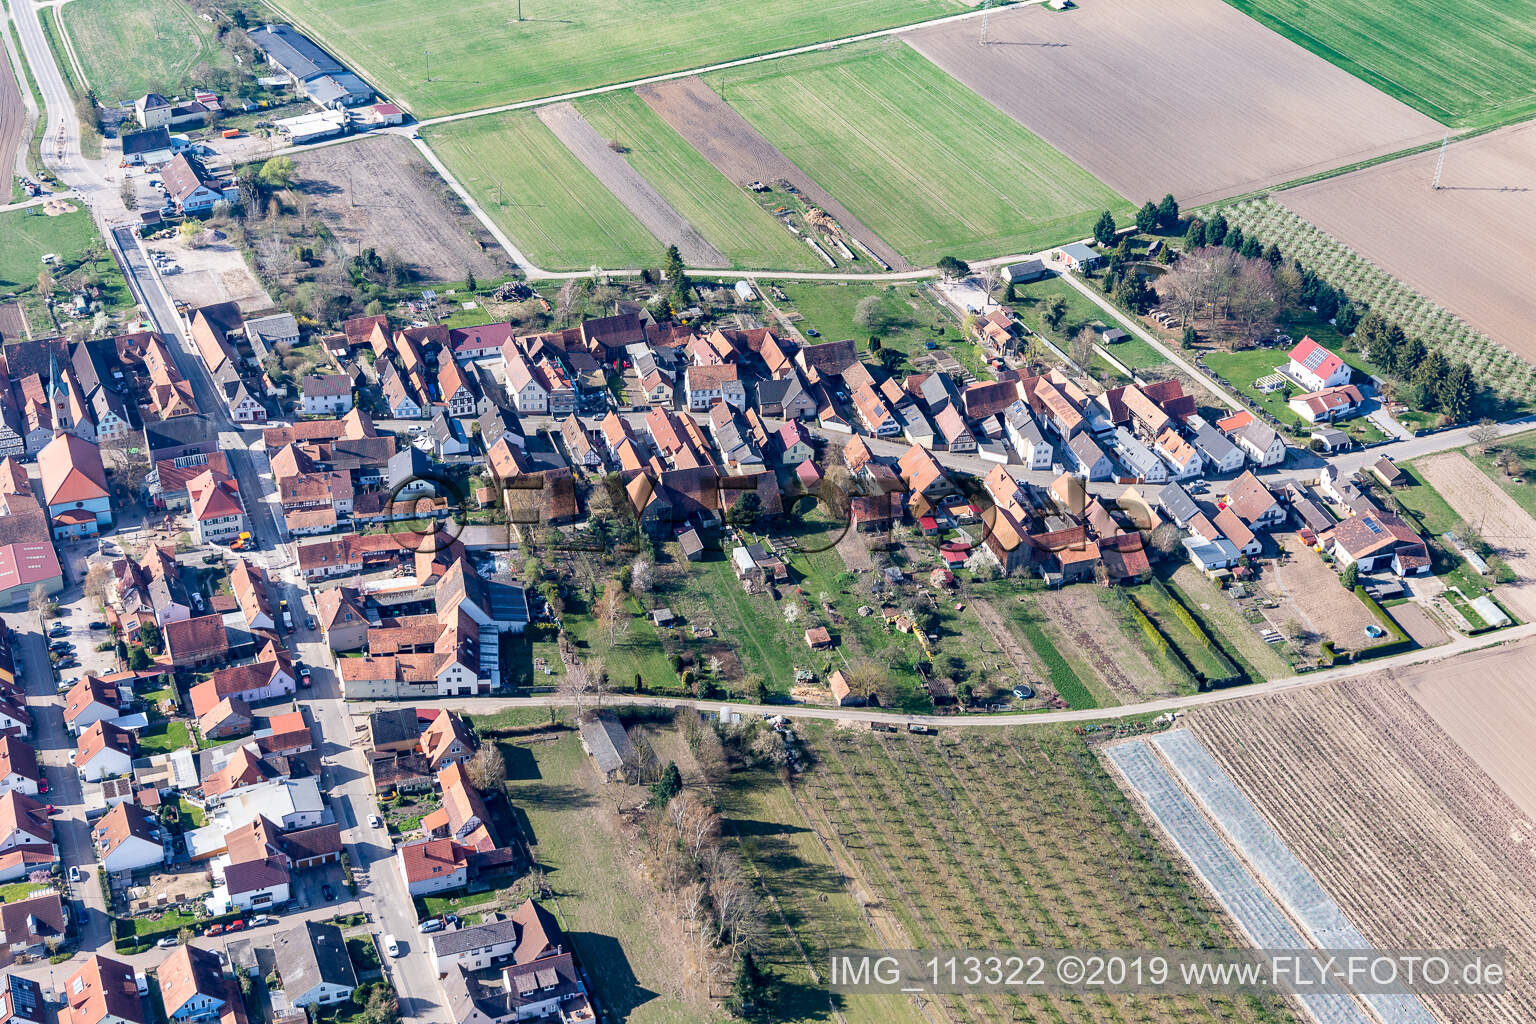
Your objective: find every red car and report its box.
[207,924,225,936]
[226,919,245,932]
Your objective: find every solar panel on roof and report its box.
[1363,518,1382,534]
[1303,348,1328,371]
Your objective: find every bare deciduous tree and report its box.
[629,557,653,596]
[1069,326,1098,370]
[1470,419,1500,452]
[465,743,506,792]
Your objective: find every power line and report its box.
[1431,131,1449,190]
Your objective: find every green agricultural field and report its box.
[425,112,661,271]
[1224,0,1536,129]
[574,91,822,271]
[0,206,133,328]
[715,41,1131,266]
[266,0,966,118]
[61,0,232,104]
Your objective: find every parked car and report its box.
[49,624,68,637]
[156,936,178,948]
[321,883,336,901]
[68,865,80,882]
[88,621,107,630]
[226,919,245,932]
[368,814,383,829]
[384,934,402,957]
[250,916,273,927]
[418,918,444,934]
[305,616,316,631]
[207,924,225,936]
[299,665,312,682]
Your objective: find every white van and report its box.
[384,934,402,957]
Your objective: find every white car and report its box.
[368,814,383,829]
[384,934,402,957]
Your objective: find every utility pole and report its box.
[1431,131,1449,190]
[424,48,430,83]
[981,0,994,44]
[517,0,523,20]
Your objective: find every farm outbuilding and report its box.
[578,710,636,782]
[1056,242,1102,271]
[1005,259,1047,283]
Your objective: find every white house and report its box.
[1154,428,1202,480]
[300,374,354,416]
[398,837,467,895]
[504,351,550,414]
[1066,432,1113,481]
[1286,336,1353,392]
[1222,415,1287,467]
[274,921,358,1008]
[219,778,324,831]
[76,721,135,782]
[1289,384,1364,423]
[684,364,746,411]
[0,791,52,854]
[0,736,41,796]
[92,803,165,874]
[1004,402,1053,470]
[1113,428,1166,483]
[1188,417,1245,475]
[63,677,124,735]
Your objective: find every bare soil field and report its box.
[1263,533,1377,651]
[536,103,725,269]
[1417,449,1536,619]
[1398,637,1536,822]
[1032,588,1177,702]
[289,135,505,284]
[635,77,909,270]
[905,0,1443,207]
[147,234,272,313]
[0,301,27,341]
[1389,601,1447,648]
[0,33,23,181]
[1192,676,1536,1024]
[1279,122,1536,361]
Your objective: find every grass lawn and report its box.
[133,907,196,935]
[60,0,231,103]
[417,887,499,920]
[573,91,823,271]
[508,733,701,1023]
[137,719,191,755]
[265,0,966,118]
[1129,584,1234,685]
[0,880,54,903]
[175,796,205,828]
[0,206,133,326]
[1202,346,1385,443]
[715,41,1130,266]
[1168,566,1292,681]
[1466,429,1536,523]
[425,112,661,271]
[1223,0,1536,129]
[1392,461,1503,595]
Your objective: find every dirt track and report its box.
[1281,121,1536,362]
[636,76,910,271]
[536,102,726,268]
[0,28,26,181]
[906,0,1443,207]
[1416,450,1536,620]
[1192,675,1536,1024]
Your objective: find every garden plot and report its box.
[1105,739,1373,1024]
[1192,677,1536,1024]
[1260,535,1378,652]
[1028,587,1181,703]
[1416,450,1536,620]
[1398,637,1536,821]
[537,103,725,268]
[635,77,908,270]
[906,0,1442,207]
[1276,122,1536,368]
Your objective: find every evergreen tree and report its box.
[1184,218,1205,247]
[463,269,476,293]
[1224,225,1244,251]
[1263,242,1282,265]
[1239,235,1262,260]
[1156,193,1179,228]
[1093,210,1117,247]
[1206,214,1228,246]
[1135,201,1158,233]
[1438,362,1476,422]
[1398,334,1427,376]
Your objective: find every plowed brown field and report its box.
[1416,449,1536,619]
[0,33,25,182]
[1193,676,1536,1024]
[906,0,1443,206]
[1280,122,1536,362]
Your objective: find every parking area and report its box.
[50,577,118,690]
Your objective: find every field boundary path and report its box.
[349,626,1536,729]
[536,101,725,268]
